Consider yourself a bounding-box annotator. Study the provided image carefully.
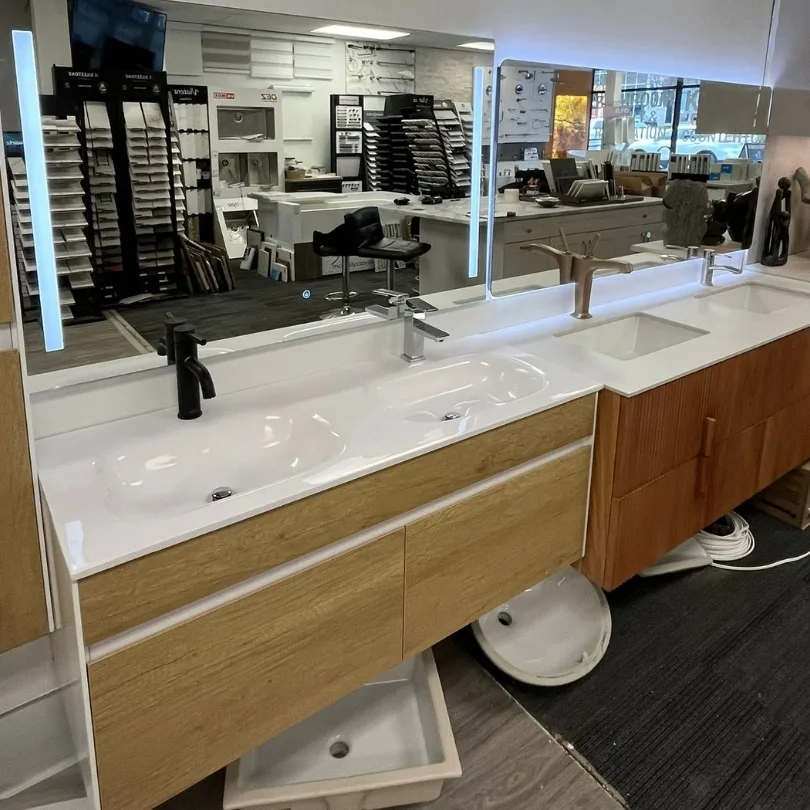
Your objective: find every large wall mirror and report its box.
[3,0,493,376]
[483,61,770,298]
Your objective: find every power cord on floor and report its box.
[696,511,810,571]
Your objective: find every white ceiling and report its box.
[147,1,493,50]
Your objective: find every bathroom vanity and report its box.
[38,345,598,810]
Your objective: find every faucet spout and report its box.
[413,317,449,343]
[185,357,216,400]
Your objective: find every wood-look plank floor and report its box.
[157,641,623,810]
[23,315,147,376]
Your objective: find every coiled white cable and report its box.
[697,511,810,571]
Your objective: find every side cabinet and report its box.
[583,327,810,590]
[0,350,47,653]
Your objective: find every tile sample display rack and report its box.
[170,85,214,244]
[380,95,459,198]
[5,115,99,323]
[329,94,365,192]
[435,99,472,197]
[50,68,184,302]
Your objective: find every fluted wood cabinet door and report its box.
[0,350,47,653]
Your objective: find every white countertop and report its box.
[37,251,810,580]
[37,342,599,580]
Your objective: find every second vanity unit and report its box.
[37,344,599,810]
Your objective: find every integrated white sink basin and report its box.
[370,354,549,422]
[555,314,709,361]
[697,283,810,315]
[97,411,346,517]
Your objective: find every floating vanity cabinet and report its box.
[583,327,810,589]
[88,531,406,810]
[0,353,47,654]
[404,446,591,657]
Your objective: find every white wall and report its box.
[166,23,485,169]
[0,0,33,131]
[166,0,776,86]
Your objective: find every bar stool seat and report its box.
[345,207,432,291]
[312,222,361,319]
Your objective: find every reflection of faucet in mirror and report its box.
[519,241,635,319]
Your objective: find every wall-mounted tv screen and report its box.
[70,0,167,72]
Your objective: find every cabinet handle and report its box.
[697,456,710,496]
[701,417,717,457]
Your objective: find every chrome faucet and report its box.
[369,289,449,363]
[701,248,744,287]
[520,243,634,319]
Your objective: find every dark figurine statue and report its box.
[761,176,792,266]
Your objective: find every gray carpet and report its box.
[483,504,810,810]
[115,265,419,348]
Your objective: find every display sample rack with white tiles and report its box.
[170,84,213,244]
[6,115,98,323]
[50,67,185,300]
[434,99,471,197]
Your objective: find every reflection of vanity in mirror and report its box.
[14,2,493,377]
[481,62,769,299]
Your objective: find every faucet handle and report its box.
[174,324,208,347]
[405,297,438,314]
[372,288,409,305]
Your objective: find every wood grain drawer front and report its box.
[705,421,767,525]
[759,395,810,489]
[608,457,706,589]
[0,350,47,653]
[88,531,405,810]
[403,446,591,658]
[708,328,810,441]
[613,367,711,497]
[79,393,596,646]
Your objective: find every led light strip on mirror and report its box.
[13,30,64,352]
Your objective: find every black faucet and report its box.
[173,324,216,420]
[156,312,187,365]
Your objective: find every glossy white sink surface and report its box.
[99,411,346,518]
[371,354,549,422]
[38,344,598,578]
[696,282,810,315]
[554,314,709,361]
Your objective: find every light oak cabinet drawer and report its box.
[79,394,595,645]
[403,447,591,658]
[88,531,406,810]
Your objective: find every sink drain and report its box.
[329,740,350,759]
[210,487,233,502]
[442,411,462,421]
[497,610,514,627]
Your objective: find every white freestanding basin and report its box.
[222,651,461,810]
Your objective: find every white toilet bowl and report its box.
[472,566,611,686]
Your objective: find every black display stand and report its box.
[51,67,181,302]
[169,84,214,244]
[329,94,366,191]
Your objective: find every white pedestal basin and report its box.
[223,651,460,810]
[370,354,549,422]
[555,314,708,361]
[697,282,810,315]
[97,411,345,518]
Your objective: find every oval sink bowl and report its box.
[370,354,549,423]
[96,411,345,517]
[555,313,708,361]
[696,283,810,315]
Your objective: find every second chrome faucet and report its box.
[368,289,449,362]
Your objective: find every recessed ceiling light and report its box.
[312,24,411,41]
[458,41,495,51]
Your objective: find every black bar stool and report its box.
[312,222,362,319]
[345,207,431,292]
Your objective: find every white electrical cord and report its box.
[697,511,810,571]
